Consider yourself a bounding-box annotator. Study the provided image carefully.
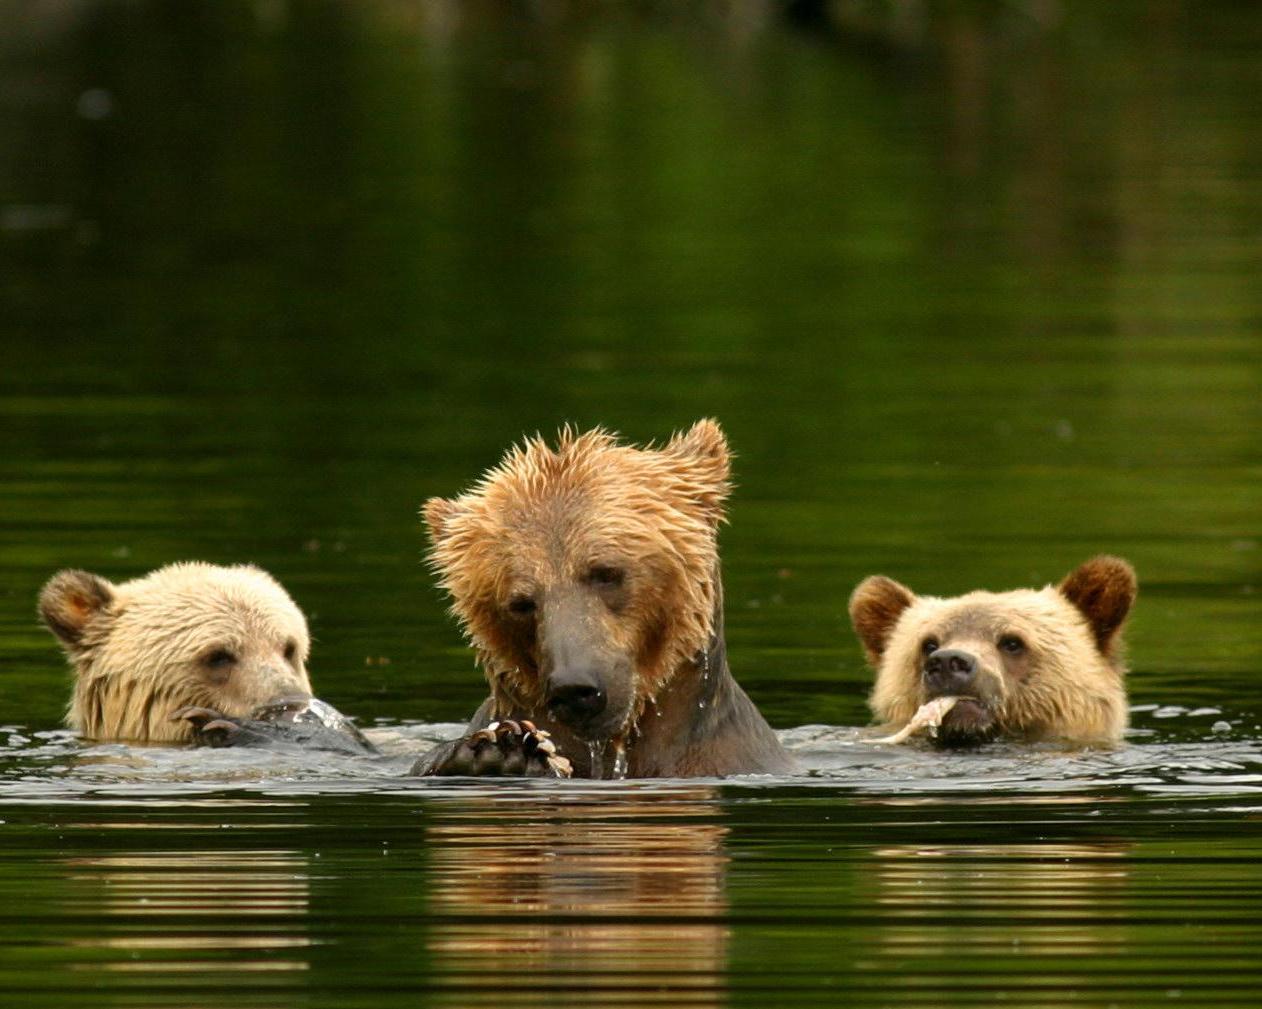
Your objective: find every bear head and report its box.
[423,419,731,745]
[849,556,1137,745]
[40,562,313,743]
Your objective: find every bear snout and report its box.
[920,649,1004,746]
[922,648,978,697]
[248,664,313,709]
[546,675,608,727]
[541,656,634,740]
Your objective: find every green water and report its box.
[2,3,1261,1006]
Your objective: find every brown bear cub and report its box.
[40,562,370,751]
[413,419,793,778]
[849,557,1137,746]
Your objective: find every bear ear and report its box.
[1058,555,1137,656]
[848,575,916,666]
[422,496,459,543]
[39,570,116,652]
[665,419,732,523]
[667,418,730,468]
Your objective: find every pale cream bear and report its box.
[40,562,312,744]
[849,557,1138,746]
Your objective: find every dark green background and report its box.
[1,3,1260,1006]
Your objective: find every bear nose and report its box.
[923,648,977,696]
[546,673,607,728]
[258,665,311,701]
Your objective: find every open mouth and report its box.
[933,695,998,746]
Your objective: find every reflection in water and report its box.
[867,842,1130,958]
[425,790,728,1006]
[62,846,311,975]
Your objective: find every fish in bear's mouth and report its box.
[930,694,999,746]
[872,694,999,746]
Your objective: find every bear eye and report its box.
[283,640,298,663]
[999,635,1026,655]
[920,637,939,657]
[205,649,237,669]
[587,565,625,588]
[508,595,537,617]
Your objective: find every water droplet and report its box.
[611,742,628,780]
[587,740,604,779]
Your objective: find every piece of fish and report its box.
[871,696,959,744]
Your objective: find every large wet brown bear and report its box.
[414,419,793,778]
[40,562,316,744]
[849,556,1137,746]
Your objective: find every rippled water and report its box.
[5,707,1262,800]
[2,711,1261,1008]
[3,2,1262,1007]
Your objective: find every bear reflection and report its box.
[864,837,1130,957]
[424,789,729,1005]
[62,844,313,973]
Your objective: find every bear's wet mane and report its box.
[426,423,730,707]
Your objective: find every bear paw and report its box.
[171,706,267,747]
[415,719,573,778]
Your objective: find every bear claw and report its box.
[170,705,225,724]
[419,719,573,778]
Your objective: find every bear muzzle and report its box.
[546,671,607,725]
[243,663,313,712]
[921,649,1001,745]
[537,593,636,741]
[923,648,978,696]
[543,661,634,741]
